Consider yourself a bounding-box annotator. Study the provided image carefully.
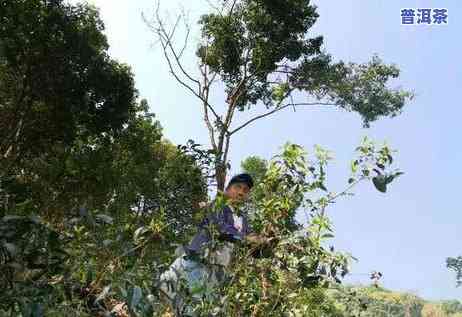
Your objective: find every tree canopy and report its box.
[149,0,414,190]
[0,0,137,163]
[0,1,207,315]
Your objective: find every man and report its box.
[159,173,266,316]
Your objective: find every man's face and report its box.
[225,182,251,204]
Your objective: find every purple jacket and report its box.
[185,204,251,256]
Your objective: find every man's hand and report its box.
[246,234,278,258]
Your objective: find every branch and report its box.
[229,0,238,15]
[159,37,202,104]
[200,44,218,151]
[147,5,223,124]
[275,62,296,70]
[177,10,191,59]
[226,76,247,107]
[327,178,363,203]
[191,43,224,188]
[223,60,249,129]
[205,0,225,17]
[273,70,295,75]
[153,8,200,86]
[1,68,30,159]
[318,177,365,217]
[229,102,337,136]
[218,76,247,161]
[222,133,231,173]
[3,117,23,159]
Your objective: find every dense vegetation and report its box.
[0,0,458,316]
[0,1,207,315]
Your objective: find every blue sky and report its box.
[78,0,461,300]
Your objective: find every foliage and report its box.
[441,300,462,315]
[329,287,462,317]
[447,256,462,287]
[0,104,208,315]
[164,139,403,316]
[0,1,425,316]
[0,112,207,316]
[422,303,448,317]
[196,0,413,125]
[0,0,137,164]
[331,286,424,317]
[241,156,268,186]
[149,0,414,190]
[0,1,207,315]
[241,156,268,204]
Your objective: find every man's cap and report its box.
[227,173,254,189]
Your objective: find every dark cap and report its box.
[227,173,254,189]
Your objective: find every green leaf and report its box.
[372,176,387,193]
[119,286,128,298]
[95,214,113,224]
[394,171,404,178]
[102,239,112,247]
[3,242,18,256]
[85,268,95,285]
[387,154,393,164]
[384,171,404,186]
[351,160,358,173]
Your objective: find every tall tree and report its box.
[148,0,414,190]
[0,0,137,169]
[0,1,208,314]
[447,256,462,287]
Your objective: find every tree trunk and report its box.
[216,163,226,192]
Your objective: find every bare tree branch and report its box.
[153,8,200,86]
[1,68,29,159]
[222,133,231,175]
[205,0,224,17]
[229,0,238,15]
[229,102,337,136]
[177,9,191,59]
[145,4,223,124]
[200,42,218,151]
[218,75,247,165]
[158,37,202,105]
[216,54,250,179]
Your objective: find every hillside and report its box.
[329,285,462,317]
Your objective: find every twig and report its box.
[229,102,337,135]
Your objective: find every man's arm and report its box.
[208,210,244,242]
